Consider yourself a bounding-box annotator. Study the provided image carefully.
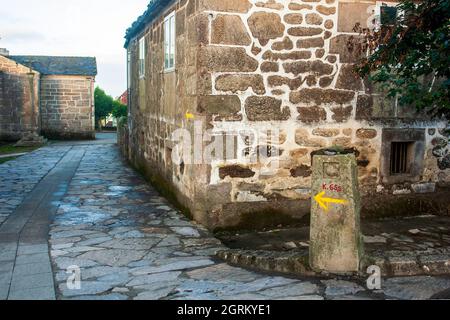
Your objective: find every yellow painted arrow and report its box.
[314,191,348,212]
[185,112,194,120]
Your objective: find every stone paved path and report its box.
[1,135,450,300]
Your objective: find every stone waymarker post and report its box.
[310,152,364,273]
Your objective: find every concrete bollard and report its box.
[310,151,364,273]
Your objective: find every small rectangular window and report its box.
[164,12,176,71]
[374,2,403,30]
[380,5,398,25]
[390,142,413,175]
[139,37,145,78]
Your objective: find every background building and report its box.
[0,50,97,141]
[121,0,450,230]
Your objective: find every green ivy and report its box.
[356,0,450,116]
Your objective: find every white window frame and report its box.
[138,36,146,79]
[127,49,132,88]
[164,11,176,72]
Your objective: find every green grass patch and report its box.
[0,156,18,164]
[0,144,40,156]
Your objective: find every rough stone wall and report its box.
[127,0,213,225]
[126,0,450,230]
[194,0,450,229]
[0,56,40,141]
[40,75,95,140]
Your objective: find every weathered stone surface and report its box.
[317,5,337,16]
[331,106,353,123]
[355,94,373,120]
[215,74,265,94]
[305,13,323,25]
[438,154,450,170]
[259,282,319,298]
[316,49,326,58]
[411,183,436,194]
[306,75,317,87]
[288,27,323,37]
[342,129,353,137]
[251,43,262,56]
[313,128,340,137]
[327,55,337,64]
[219,165,255,179]
[290,89,355,105]
[336,64,363,91]
[297,106,327,124]
[338,2,374,32]
[127,271,182,287]
[322,280,365,296]
[283,61,333,76]
[199,46,259,72]
[271,89,285,96]
[319,76,334,88]
[284,13,303,24]
[291,165,312,178]
[245,96,291,121]
[432,137,448,148]
[268,76,304,90]
[211,15,251,46]
[297,38,325,49]
[255,0,284,10]
[383,277,450,300]
[310,154,363,273]
[356,129,377,140]
[272,37,294,51]
[78,250,147,267]
[261,62,279,73]
[333,137,352,148]
[330,35,366,63]
[324,19,334,29]
[296,130,325,147]
[197,95,241,116]
[288,3,312,11]
[263,51,312,61]
[248,12,285,45]
[201,0,252,13]
[59,281,115,297]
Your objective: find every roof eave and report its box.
[124,0,175,48]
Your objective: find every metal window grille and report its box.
[390,142,412,175]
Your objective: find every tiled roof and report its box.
[9,56,97,76]
[124,0,174,48]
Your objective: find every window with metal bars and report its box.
[390,142,413,175]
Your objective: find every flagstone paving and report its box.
[1,135,450,300]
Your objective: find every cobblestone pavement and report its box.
[1,137,450,300]
[0,146,71,226]
[218,216,450,275]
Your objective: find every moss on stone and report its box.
[214,209,309,233]
[132,160,193,221]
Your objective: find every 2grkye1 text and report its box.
[177,304,271,318]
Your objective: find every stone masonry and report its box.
[0,55,40,141]
[40,75,95,140]
[0,54,97,141]
[124,0,450,230]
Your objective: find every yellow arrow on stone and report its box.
[314,191,348,212]
[185,112,194,120]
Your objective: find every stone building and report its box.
[122,0,450,230]
[0,50,97,141]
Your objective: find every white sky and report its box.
[0,0,149,97]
